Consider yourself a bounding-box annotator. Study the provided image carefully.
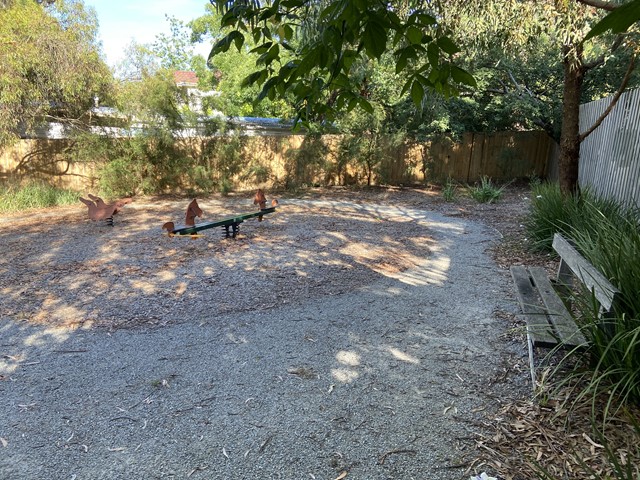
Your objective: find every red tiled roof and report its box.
[174,70,198,86]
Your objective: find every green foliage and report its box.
[570,202,640,318]
[442,177,458,202]
[525,184,632,253]
[527,184,640,407]
[0,180,79,213]
[525,182,575,251]
[201,131,245,193]
[209,0,473,125]
[468,176,503,203]
[283,134,331,189]
[0,0,113,147]
[189,8,295,118]
[585,0,640,40]
[97,158,141,199]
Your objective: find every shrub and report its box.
[468,176,503,203]
[98,159,141,198]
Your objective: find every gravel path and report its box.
[0,197,529,479]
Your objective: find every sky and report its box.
[84,0,213,68]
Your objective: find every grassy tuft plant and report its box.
[530,187,640,412]
[468,176,503,203]
[525,182,575,251]
[0,180,79,213]
[442,177,458,202]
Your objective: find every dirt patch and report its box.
[0,192,439,330]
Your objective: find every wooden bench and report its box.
[510,233,621,386]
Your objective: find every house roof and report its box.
[174,70,198,87]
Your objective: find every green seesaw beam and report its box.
[168,206,277,236]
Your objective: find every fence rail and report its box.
[580,88,640,211]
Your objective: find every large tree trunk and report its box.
[558,44,585,196]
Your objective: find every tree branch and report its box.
[583,36,623,71]
[575,0,619,12]
[579,54,636,142]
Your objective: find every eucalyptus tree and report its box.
[0,0,113,147]
[207,0,639,195]
[441,0,638,195]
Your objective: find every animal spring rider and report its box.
[80,194,131,226]
[162,189,278,238]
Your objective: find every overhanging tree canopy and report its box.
[207,0,638,195]
[209,0,476,125]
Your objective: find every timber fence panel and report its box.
[2,130,557,191]
[579,88,640,211]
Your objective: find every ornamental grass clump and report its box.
[0,180,79,213]
[569,202,640,408]
[468,175,503,203]
[531,190,640,409]
[525,182,575,251]
[442,176,458,202]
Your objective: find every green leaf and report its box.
[410,79,424,108]
[331,73,351,89]
[284,24,294,41]
[427,42,439,67]
[406,25,423,45]
[416,13,436,26]
[211,30,244,55]
[242,70,265,88]
[257,77,278,101]
[450,65,477,88]
[353,0,367,13]
[359,97,374,114]
[341,49,357,72]
[250,41,273,54]
[361,20,387,59]
[233,33,244,51]
[585,0,640,40]
[400,76,413,97]
[320,0,346,21]
[437,36,460,55]
[395,50,408,74]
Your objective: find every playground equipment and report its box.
[162,190,278,238]
[80,194,131,226]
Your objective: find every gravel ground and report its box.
[0,189,531,479]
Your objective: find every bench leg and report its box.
[527,333,537,389]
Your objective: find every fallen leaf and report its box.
[334,471,347,480]
[582,433,604,449]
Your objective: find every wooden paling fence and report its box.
[580,88,640,211]
[1,131,558,191]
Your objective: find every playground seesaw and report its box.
[162,189,278,238]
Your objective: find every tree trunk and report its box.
[558,44,585,196]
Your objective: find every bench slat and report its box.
[552,233,619,312]
[528,267,588,348]
[510,266,558,348]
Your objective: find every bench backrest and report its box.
[552,233,620,312]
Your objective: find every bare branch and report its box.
[575,0,619,12]
[579,54,636,142]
